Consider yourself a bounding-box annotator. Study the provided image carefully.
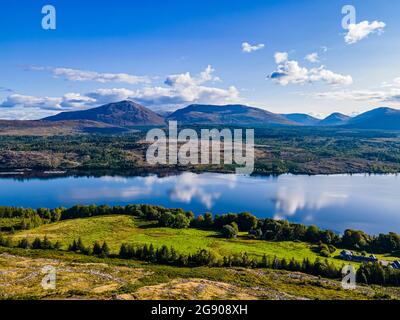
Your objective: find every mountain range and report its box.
[40,100,400,130]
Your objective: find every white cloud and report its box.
[241,42,265,53]
[305,52,319,63]
[268,52,353,86]
[164,65,220,87]
[0,94,63,110]
[308,66,353,85]
[312,88,400,103]
[274,52,288,64]
[85,88,135,105]
[310,78,400,103]
[137,65,238,107]
[27,66,151,84]
[344,20,386,44]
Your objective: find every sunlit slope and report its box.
[13,215,346,265]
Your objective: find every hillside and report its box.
[167,104,295,126]
[345,107,400,130]
[12,215,330,263]
[43,100,165,127]
[283,113,320,126]
[0,248,386,300]
[12,215,398,266]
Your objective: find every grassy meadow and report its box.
[10,215,399,267]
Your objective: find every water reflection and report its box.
[0,173,399,234]
[271,183,348,220]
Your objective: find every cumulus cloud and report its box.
[164,65,220,87]
[0,94,63,110]
[344,20,386,44]
[274,52,288,64]
[27,66,151,84]
[268,52,353,86]
[241,42,265,53]
[136,65,238,107]
[305,52,319,63]
[0,66,241,119]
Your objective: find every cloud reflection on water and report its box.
[270,182,348,221]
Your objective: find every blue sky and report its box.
[1,0,400,119]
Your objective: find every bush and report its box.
[221,225,238,239]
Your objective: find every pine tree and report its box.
[18,237,30,249]
[54,241,62,250]
[119,243,128,258]
[42,236,53,249]
[101,241,110,257]
[92,241,102,256]
[149,244,155,261]
[77,238,85,252]
[32,237,42,249]
[68,239,78,252]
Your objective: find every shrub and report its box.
[221,225,238,239]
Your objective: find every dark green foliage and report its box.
[237,212,258,231]
[221,224,238,239]
[116,242,342,280]
[357,263,400,286]
[92,242,102,256]
[9,236,59,250]
[31,237,42,249]
[17,237,30,249]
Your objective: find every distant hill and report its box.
[319,113,351,126]
[345,107,400,130]
[43,100,165,126]
[283,113,320,126]
[167,104,295,126]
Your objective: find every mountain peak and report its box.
[43,100,165,126]
[319,112,350,126]
[167,104,294,125]
[345,107,400,130]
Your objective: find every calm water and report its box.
[0,173,399,234]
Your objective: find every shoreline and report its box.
[0,167,399,179]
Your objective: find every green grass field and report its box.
[12,215,397,267]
